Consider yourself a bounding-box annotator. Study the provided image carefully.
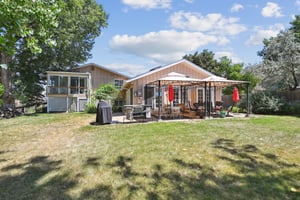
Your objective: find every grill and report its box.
[96,101,112,125]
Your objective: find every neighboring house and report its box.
[46,71,92,112]
[122,59,223,109]
[46,63,129,112]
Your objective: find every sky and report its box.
[88,0,300,77]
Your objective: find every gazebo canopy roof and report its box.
[146,72,203,86]
[146,72,249,87]
[201,75,249,87]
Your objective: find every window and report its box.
[114,79,124,89]
[172,86,180,106]
[197,88,204,103]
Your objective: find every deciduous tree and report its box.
[258,30,300,90]
[3,0,108,105]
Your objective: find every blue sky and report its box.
[89,0,300,77]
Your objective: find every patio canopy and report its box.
[146,72,203,86]
[145,72,250,120]
[146,72,248,87]
[201,75,249,87]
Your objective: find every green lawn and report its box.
[0,113,299,199]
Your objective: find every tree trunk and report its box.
[0,53,13,108]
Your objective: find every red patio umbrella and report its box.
[233,87,240,103]
[168,84,174,102]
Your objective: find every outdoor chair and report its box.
[188,101,198,111]
[215,101,223,112]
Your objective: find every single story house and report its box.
[122,59,222,109]
[121,59,249,118]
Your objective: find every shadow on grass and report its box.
[105,142,300,199]
[0,156,114,200]
[0,142,299,199]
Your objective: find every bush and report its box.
[85,102,97,113]
[251,92,283,114]
[279,102,300,115]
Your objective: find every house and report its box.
[74,63,129,91]
[74,63,130,111]
[122,59,223,110]
[46,63,129,112]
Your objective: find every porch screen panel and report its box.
[80,77,87,94]
[71,77,79,94]
[49,76,68,94]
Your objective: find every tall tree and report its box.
[258,30,300,91]
[183,50,218,74]
[184,50,259,94]
[290,15,300,40]
[0,0,60,106]
[9,0,108,105]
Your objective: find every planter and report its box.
[220,111,227,118]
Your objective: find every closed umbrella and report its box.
[168,84,174,102]
[233,87,239,103]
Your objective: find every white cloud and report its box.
[184,0,194,3]
[122,0,171,10]
[231,3,244,13]
[106,63,147,77]
[297,0,300,9]
[109,30,219,63]
[215,51,242,64]
[169,11,247,36]
[246,24,285,46]
[261,2,283,18]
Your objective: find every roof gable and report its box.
[126,59,214,83]
[76,63,130,79]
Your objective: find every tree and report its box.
[0,0,60,106]
[183,50,218,74]
[0,0,60,55]
[184,50,259,94]
[5,0,108,105]
[290,15,300,41]
[0,83,3,107]
[258,30,300,91]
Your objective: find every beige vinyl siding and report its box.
[75,65,128,90]
[129,62,212,105]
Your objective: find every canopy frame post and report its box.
[246,83,250,117]
[158,80,162,121]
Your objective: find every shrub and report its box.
[94,84,117,101]
[251,92,283,114]
[85,102,97,113]
[279,102,300,115]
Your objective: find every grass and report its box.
[0,113,299,199]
